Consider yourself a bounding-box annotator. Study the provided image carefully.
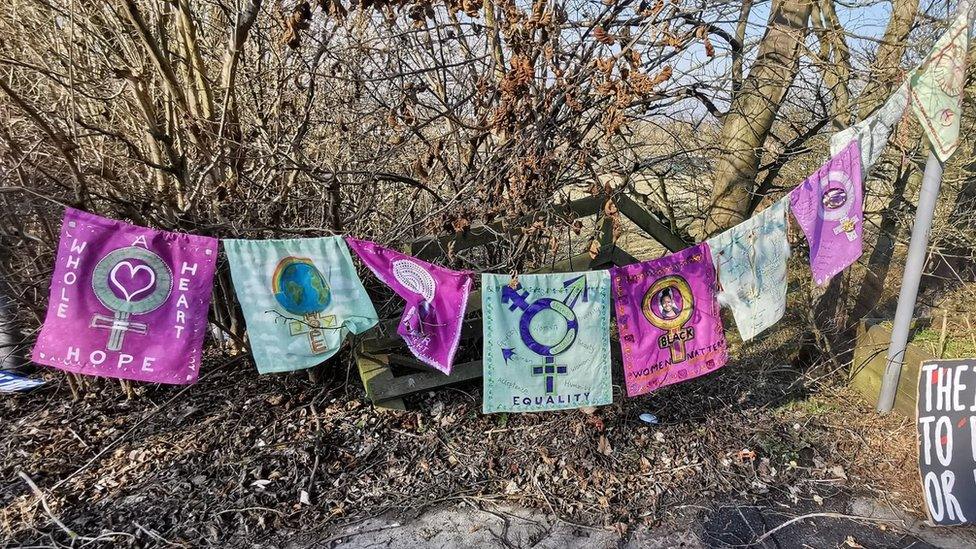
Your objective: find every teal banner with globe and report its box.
[224,237,378,374]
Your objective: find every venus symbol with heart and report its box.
[91,247,173,351]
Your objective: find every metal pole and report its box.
[877,151,944,413]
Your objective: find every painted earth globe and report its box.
[272,257,331,315]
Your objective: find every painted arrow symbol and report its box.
[562,275,588,308]
[501,347,516,364]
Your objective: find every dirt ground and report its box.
[3,351,973,547]
[301,496,976,548]
[3,282,976,547]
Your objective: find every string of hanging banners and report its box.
[25,4,974,412]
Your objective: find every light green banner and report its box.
[910,4,972,161]
[481,271,612,413]
[224,237,377,374]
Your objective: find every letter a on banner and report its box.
[32,208,218,384]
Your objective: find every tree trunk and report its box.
[704,0,813,236]
[858,0,920,113]
[0,290,24,370]
[811,0,852,130]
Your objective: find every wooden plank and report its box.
[609,246,638,267]
[363,316,483,355]
[588,214,636,268]
[615,193,688,252]
[364,250,601,340]
[388,354,440,370]
[360,250,596,361]
[410,196,604,260]
[356,350,406,410]
[547,251,597,273]
[358,240,631,407]
[590,215,616,266]
[374,396,408,410]
[364,251,595,345]
[371,360,484,401]
[361,287,482,348]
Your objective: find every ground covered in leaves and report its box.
[0,316,930,548]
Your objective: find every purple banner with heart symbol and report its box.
[611,242,728,397]
[789,139,864,286]
[31,208,218,384]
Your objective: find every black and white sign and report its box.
[917,358,976,525]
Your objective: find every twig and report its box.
[646,462,701,476]
[310,524,405,547]
[132,522,187,547]
[215,507,285,516]
[938,309,949,358]
[528,472,604,533]
[66,427,90,450]
[65,372,80,402]
[79,530,137,546]
[18,471,77,541]
[389,428,427,438]
[484,424,545,435]
[965,315,976,350]
[749,512,900,545]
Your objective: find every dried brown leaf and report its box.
[588,239,601,259]
[595,57,616,75]
[594,26,616,45]
[282,1,313,49]
[650,65,672,87]
[627,49,642,69]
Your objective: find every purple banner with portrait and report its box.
[31,208,218,384]
[789,139,864,286]
[611,243,728,397]
[346,237,473,374]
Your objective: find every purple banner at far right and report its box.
[789,139,864,286]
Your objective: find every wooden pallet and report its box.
[356,306,484,410]
[355,194,686,409]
